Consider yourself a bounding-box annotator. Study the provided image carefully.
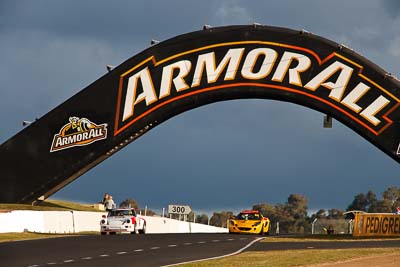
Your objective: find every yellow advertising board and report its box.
[353,213,400,237]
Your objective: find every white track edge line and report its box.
[160,237,264,267]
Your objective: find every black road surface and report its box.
[1,234,399,267]
[0,234,259,267]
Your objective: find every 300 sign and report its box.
[168,205,192,215]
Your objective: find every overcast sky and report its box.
[1,0,399,214]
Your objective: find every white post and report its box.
[145,206,147,216]
[276,222,280,235]
[311,218,317,235]
[70,211,75,234]
[193,213,196,223]
[162,208,165,217]
[349,219,353,234]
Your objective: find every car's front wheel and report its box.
[131,223,138,234]
[259,225,264,235]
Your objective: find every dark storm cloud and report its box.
[0,0,216,44]
[1,0,399,212]
[215,0,400,74]
[383,0,400,18]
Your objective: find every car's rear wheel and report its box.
[265,224,270,235]
[110,232,116,235]
[100,232,107,235]
[139,223,146,234]
[259,225,264,235]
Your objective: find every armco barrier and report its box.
[0,211,45,233]
[143,216,228,234]
[0,210,228,234]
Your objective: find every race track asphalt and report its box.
[0,233,258,267]
[1,234,399,267]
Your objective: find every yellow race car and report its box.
[229,210,270,235]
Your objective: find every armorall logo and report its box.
[50,117,107,152]
[114,41,400,137]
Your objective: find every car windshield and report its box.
[108,209,136,217]
[236,212,260,220]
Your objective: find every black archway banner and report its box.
[1,25,400,203]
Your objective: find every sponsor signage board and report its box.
[353,213,400,237]
[1,25,400,204]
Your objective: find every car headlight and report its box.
[125,219,131,224]
[252,221,261,227]
[229,220,235,226]
[100,219,106,224]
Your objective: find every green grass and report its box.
[0,232,99,243]
[0,232,71,243]
[0,199,103,212]
[262,234,400,242]
[182,248,400,267]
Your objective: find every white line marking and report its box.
[227,238,235,241]
[160,237,264,267]
[99,254,109,257]
[307,246,314,249]
[212,240,220,242]
[168,244,177,247]
[27,265,39,267]
[46,263,57,265]
[64,259,74,263]
[81,257,92,260]
[239,238,247,240]
[117,251,127,254]
[183,242,192,245]
[134,249,144,252]
[150,246,160,250]
[197,241,206,244]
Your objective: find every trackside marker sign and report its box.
[168,205,192,215]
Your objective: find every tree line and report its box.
[346,186,400,213]
[193,186,400,234]
[117,186,399,234]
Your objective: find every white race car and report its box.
[100,208,146,235]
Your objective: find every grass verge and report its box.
[181,248,400,267]
[0,232,71,243]
[0,232,99,243]
[0,199,102,212]
[262,234,400,242]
